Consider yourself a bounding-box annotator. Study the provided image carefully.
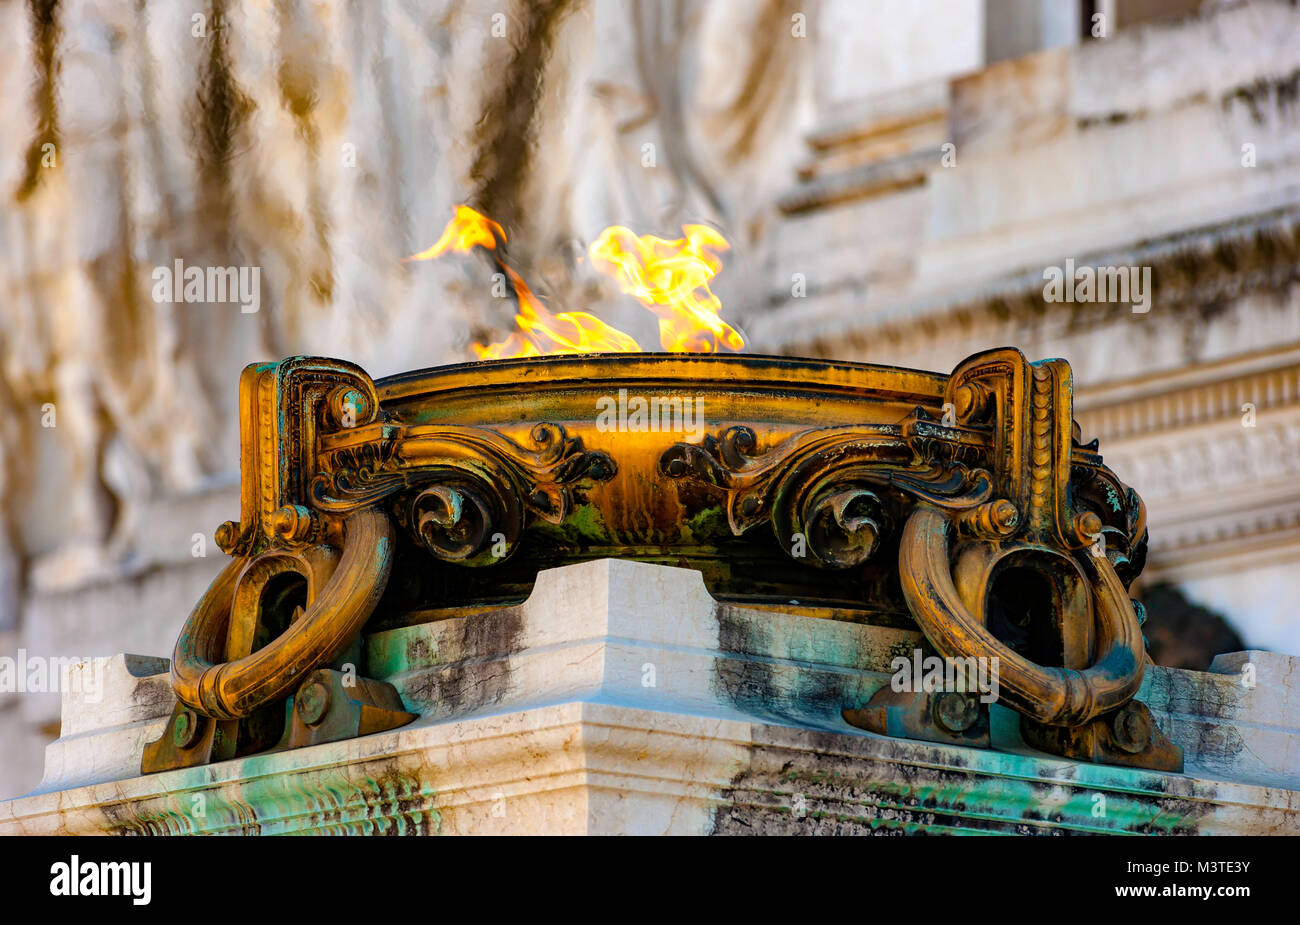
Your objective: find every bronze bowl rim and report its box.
[374,351,949,405]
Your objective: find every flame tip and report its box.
[409,205,745,359]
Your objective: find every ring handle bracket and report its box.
[845,349,1182,773]
[143,358,410,775]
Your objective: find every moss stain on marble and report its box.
[107,764,438,835]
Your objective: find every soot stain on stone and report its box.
[1223,67,1300,125]
[362,762,436,836]
[16,0,61,202]
[711,734,978,835]
[130,675,177,717]
[194,0,255,218]
[1193,721,1246,766]
[709,721,1219,835]
[1160,669,1247,767]
[406,606,526,716]
[469,0,576,233]
[712,604,852,728]
[712,603,783,725]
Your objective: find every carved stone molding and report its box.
[1078,361,1300,447]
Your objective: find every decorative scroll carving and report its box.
[659,422,994,568]
[213,357,383,558]
[147,356,618,773]
[314,421,616,565]
[660,346,1178,771]
[309,440,406,511]
[408,484,495,562]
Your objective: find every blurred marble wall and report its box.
[0,0,822,798]
[0,0,815,605]
[3,0,1298,799]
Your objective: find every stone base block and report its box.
[1,559,1297,835]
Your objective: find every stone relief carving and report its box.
[0,0,810,630]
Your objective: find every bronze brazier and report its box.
[142,347,1181,774]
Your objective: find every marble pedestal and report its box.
[1,559,1297,835]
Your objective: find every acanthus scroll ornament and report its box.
[660,347,1180,772]
[147,355,620,773]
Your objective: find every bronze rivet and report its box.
[173,709,201,749]
[298,681,331,726]
[933,692,980,733]
[1112,703,1152,753]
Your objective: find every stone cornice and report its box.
[1098,405,1300,579]
[4,561,1297,834]
[1077,350,1300,445]
[5,696,1296,835]
[760,204,1300,356]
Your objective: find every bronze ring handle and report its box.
[898,506,1145,726]
[171,506,394,720]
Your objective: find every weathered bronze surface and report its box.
[142,347,1181,775]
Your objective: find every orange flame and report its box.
[403,204,505,261]
[587,224,744,353]
[406,205,746,358]
[471,265,641,360]
[405,206,641,358]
